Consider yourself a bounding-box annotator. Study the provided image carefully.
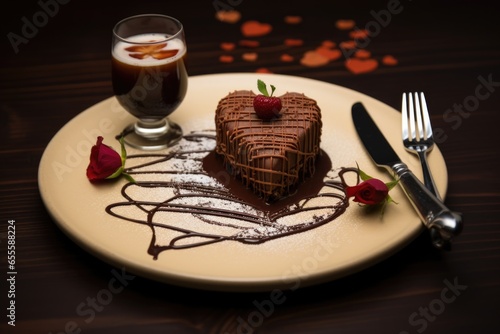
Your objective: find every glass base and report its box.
[119,119,183,150]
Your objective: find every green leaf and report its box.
[122,173,136,183]
[386,194,398,205]
[379,200,388,218]
[107,166,124,179]
[112,136,135,183]
[358,169,373,181]
[119,136,127,165]
[257,79,269,96]
[270,84,276,97]
[385,178,399,191]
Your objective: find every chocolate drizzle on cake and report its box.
[105,132,349,260]
[215,90,322,202]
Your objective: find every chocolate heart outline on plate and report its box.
[105,132,348,259]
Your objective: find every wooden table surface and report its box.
[1,0,499,333]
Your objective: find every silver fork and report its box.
[402,92,441,200]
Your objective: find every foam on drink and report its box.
[112,33,186,67]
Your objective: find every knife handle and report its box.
[391,162,463,249]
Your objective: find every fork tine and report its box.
[414,92,424,141]
[408,93,416,142]
[420,92,433,140]
[402,93,408,140]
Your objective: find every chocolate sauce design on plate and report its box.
[105,131,349,259]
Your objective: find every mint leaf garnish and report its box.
[270,84,276,97]
[257,79,269,96]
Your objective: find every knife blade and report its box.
[352,102,462,249]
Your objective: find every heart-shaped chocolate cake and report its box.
[215,90,322,201]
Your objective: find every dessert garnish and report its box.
[253,79,283,120]
[124,43,178,60]
[86,136,135,183]
[339,165,398,216]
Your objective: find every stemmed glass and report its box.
[112,14,187,150]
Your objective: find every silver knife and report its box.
[352,102,462,249]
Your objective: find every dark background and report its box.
[1,0,499,333]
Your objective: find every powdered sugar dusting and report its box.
[105,131,349,259]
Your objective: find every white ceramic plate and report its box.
[38,73,447,292]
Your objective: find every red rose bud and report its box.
[345,178,389,205]
[86,136,124,182]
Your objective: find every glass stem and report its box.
[134,119,169,139]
